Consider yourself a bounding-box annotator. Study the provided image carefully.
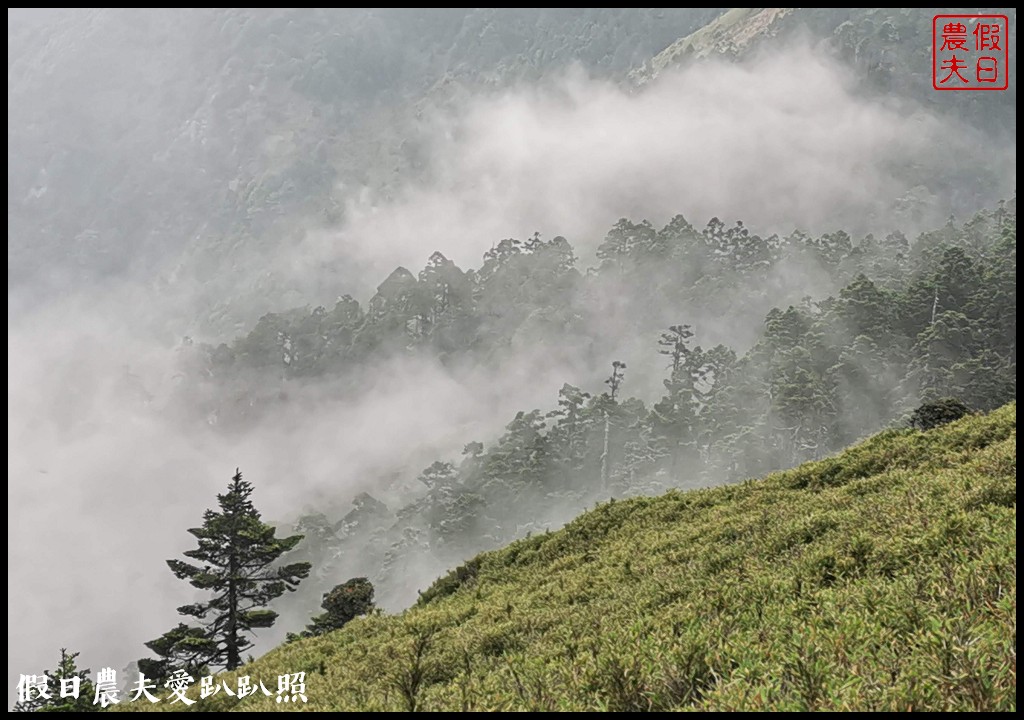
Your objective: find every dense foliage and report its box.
[909,397,973,431]
[288,578,377,642]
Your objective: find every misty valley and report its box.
[8,8,1016,712]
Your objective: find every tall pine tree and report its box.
[144,469,311,674]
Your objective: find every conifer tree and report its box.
[14,648,97,712]
[143,469,311,673]
[289,577,376,641]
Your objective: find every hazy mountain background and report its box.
[9,8,1014,330]
[7,7,1016,697]
[9,8,726,326]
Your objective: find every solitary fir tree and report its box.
[141,469,311,676]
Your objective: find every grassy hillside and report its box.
[130,404,1016,711]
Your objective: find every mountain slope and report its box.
[8,8,724,317]
[130,403,1016,711]
[637,7,1017,134]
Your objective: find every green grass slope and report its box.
[134,404,1016,711]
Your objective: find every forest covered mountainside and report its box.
[173,202,1016,616]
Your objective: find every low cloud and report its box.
[303,45,1012,288]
